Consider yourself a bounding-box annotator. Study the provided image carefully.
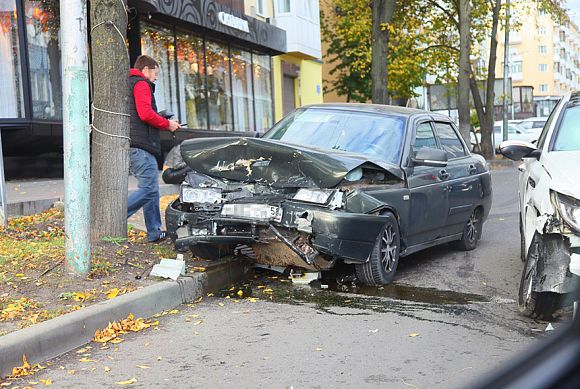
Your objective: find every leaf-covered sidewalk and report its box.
[0,204,178,337]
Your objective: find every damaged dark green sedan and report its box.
[166,104,492,285]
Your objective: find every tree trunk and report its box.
[470,0,502,159]
[90,0,130,241]
[457,0,471,146]
[371,0,396,104]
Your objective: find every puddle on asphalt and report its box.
[316,281,489,305]
[218,270,490,319]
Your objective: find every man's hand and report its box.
[168,120,181,132]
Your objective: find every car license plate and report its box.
[221,204,283,222]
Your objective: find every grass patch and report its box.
[152,245,177,259]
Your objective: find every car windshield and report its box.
[263,108,406,164]
[553,105,580,151]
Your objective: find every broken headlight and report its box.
[293,189,333,204]
[180,184,222,204]
[556,192,580,233]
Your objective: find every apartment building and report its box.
[497,4,580,116]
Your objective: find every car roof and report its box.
[301,103,443,119]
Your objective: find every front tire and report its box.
[356,213,400,285]
[518,234,559,320]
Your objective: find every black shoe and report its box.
[150,231,167,243]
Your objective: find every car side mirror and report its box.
[412,147,448,167]
[499,140,540,161]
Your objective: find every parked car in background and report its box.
[166,104,493,285]
[471,121,539,151]
[500,91,580,320]
[518,116,548,132]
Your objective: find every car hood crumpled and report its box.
[180,137,404,188]
[544,151,580,199]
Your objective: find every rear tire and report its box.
[518,234,560,320]
[355,213,400,285]
[190,244,235,260]
[453,208,482,251]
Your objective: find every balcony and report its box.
[272,4,321,59]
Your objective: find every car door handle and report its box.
[518,164,525,172]
[528,177,536,188]
[468,164,477,175]
[438,169,450,180]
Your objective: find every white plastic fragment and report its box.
[545,323,555,332]
[569,253,580,277]
[150,255,186,280]
[290,271,321,285]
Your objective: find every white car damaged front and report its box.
[501,91,580,320]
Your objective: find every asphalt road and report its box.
[16,167,567,388]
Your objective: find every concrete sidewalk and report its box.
[5,174,179,217]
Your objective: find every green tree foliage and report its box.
[321,0,459,103]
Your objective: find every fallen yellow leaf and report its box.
[169,309,179,314]
[104,366,111,372]
[409,333,420,338]
[116,377,137,385]
[193,320,203,326]
[218,303,225,307]
[136,365,150,369]
[237,290,244,298]
[106,288,120,300]
[39,379,52,386]
[79,358,95,362]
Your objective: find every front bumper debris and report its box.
[166,199,387,270]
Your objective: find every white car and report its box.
[471,122,538,151]
[500,91,580,320]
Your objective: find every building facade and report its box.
[0,0,323,171]
[496,3,580,116]
[244,0,323,120]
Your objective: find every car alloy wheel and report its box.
[466,211,479,243]
[453,208,482,251]
[355,212,400,285]
[380,225,397,273]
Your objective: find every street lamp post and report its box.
[61,0,91,276]
[502,0,511,143]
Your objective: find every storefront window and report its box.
[253,53,273,131]
[205,40,232,131]
[176,32,206,129]
[141,23,178,115]
[25,0,61,120]
[231,47,254,132]
[0,0,24,118]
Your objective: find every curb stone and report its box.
[0,256,251,378]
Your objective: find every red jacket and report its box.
[129,68,170,130]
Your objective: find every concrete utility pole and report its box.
[502,0,511,143]
[61,0,91,276]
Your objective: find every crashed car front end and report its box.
[522,155,580,294]
[167,177,391,270]
[165,137,406,271]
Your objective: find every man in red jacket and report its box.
[127,55,180,242]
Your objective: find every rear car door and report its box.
[433,121,480,236]
[405,120,450,247]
